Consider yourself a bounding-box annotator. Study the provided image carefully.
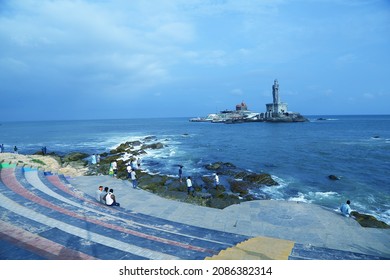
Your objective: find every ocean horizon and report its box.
[1,114,389,224]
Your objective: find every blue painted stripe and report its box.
[3,169,219,259]
[38,170,248,245]
[0,239,47,260]
[39,228,148,260]
[22,170,236,253]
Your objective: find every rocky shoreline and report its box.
[1,136,389,229]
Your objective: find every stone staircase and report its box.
[0,164,249,260]
[1,163,388,260]
[205,236,388,260]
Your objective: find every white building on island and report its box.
[265,79,288,118]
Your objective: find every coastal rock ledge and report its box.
[1,147,388,229]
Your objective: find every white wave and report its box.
[259,176,289,199]
[288,192,312,203]
[381,209,390,225]
[307,191,339,200]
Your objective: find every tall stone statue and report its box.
[272,79,279,104]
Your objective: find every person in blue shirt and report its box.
[340,200,352,217]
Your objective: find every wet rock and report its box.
[205,162,236,171]
[229,179,250,196]
[194,192,212,199]
[351,211,390,229]
[328,175,340,180]
[144,136,158,142]
[62,152,89,162]
[243,173,279,186]
[141,142,164,150]
[206,196,241,209]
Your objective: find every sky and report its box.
[0,0,389,121]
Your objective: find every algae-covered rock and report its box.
[62,152,89,162]
[229,179,250,195]
[141,142,164,150]
[351,211,390,229]
[244,173,279,186]
[205,162,236,171]
[206,196,241,209]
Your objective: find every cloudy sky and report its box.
[0,0,389,121]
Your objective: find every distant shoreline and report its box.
[1,151,389,229]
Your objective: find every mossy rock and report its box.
[141,142,164,150]
[229,180,250,195]
[99,154,124,165]
[62,152,89,162]
[144,136,158,142]
[138,173,168,192]
[165,180,187,192]
[205,162,236,171]
[244,173,279,186]
[201,176,214,187]
[351,211,390,229]
[207,184,226,198]
[206,197,240,209]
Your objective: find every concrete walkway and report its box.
[70,175,390,259]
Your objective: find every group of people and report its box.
[96,185,120,206]
[1,145,19,154]
[180,165,220,196]
[91,154,101,165]
[108,159,139,189]
[0,144,46,155]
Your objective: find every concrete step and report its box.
[0,165,249,260]
[206,236,295,260]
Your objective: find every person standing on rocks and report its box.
[178,166,183,183]
[110,160,118,177]
[126,164,132,179]
[137,157,141,169]
[13,145,18,154]
[91,154,97,165]
[131,169,138,189]
[96,154,101,165]
[0,144,4,153]
[186,176,193,195]
[214,173,220,187]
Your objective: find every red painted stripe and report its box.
[1,168,216,254]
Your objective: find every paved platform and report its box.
[70,175,390,259]
[0,164,389,260]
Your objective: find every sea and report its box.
[1,115,389,224]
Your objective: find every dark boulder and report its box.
[62,152,89,162]
[141,142,164,150]
[244,173,279,186]
[144,136,158,142]
[229,179,250,196]
[328,175,340,180]
[205,162,236,171]
[351,211,390,229]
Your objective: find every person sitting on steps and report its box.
[105,188,120,206]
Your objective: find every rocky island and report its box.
[190,79,308,123]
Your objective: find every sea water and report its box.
[1,115,389,224]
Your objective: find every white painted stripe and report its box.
[0,192,179,260]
